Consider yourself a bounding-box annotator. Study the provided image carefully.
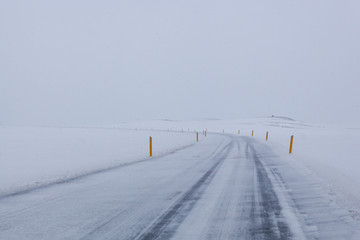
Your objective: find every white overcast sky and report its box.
[1,0,359,125]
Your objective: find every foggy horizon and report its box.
[1,0,360,126]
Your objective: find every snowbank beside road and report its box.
[284,130,360,217]
[0,126,197,197]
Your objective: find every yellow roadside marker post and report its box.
[149,137,152,157]
[196,132,199,142]
[238,130,240,135]
[252,130,254,136]
[289,135,294,154]
[266,132,268,141]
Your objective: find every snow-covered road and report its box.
[1,134,359,239]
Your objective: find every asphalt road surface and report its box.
[1,134,359,239]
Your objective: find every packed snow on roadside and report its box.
[0,126,197,196]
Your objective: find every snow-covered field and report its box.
[0,126,197,197]
[1,117,360,220]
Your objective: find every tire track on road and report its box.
[246,139,292,239]
[135,141,235,240]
